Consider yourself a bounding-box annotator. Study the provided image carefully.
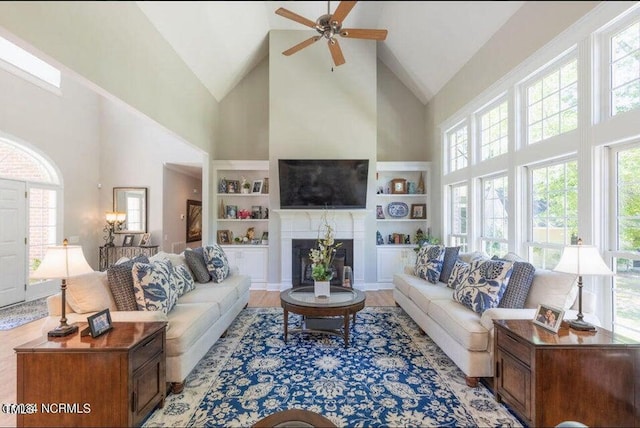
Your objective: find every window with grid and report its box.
[526,58,578,144]
[447,124,468,172]
[528,160,578,268]
[479,100,508,160]
[481,175,509,256]
[610,20,640,116]
[610,144,640,341]
[450,183,468,251]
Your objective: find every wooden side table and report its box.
[493,319,640,427]
[15,321,166,427]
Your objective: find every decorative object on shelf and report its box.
[139,233,151,246]
[219,199,226,219]
[31,238,93,337]
[241,177,251,194]
[309,211,342,297]
[186,199,202,243]
[82,308,113,338]
[532,304,564,333]
[252,205,263,219]
[122,234,134,247]
[252,180,264,194]
[227,180,239,193]
[262,177,269,194]
[103,211,126,247]
[218,177,227,193]
[387,202,409,218]
[226,205,238,219]
[217,230,231,244]
[411,203,427,219]
[238,209,251,219]
[261,232,269,245]
[407,182,417,194]
[246,227,255,241]
[376,205,385,219]
[417,172,425,194]
[376,231,384,245]
[553,238,613,331]
[391,178,407,194]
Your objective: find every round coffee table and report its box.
[280,286,366,348]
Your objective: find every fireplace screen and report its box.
[292,239,353,287]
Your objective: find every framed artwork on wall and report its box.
[186,199,202,243]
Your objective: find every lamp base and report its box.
[569,319,596,331]
[48,324,79,337]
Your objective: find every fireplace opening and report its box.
[292,239,353,287]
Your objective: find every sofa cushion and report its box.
[107,255,149,311]
[171,264,196,296]
[447,259,471,289]
[428,299,489,351]
[203,244,230,283]
[407,281,454,315]
[178,283,238,314]
[132,259,176,314]
[452,259,515,314]
[184,248,211,283]
[492,257,536,309]
[66,271,117,313]
[414,244,446,283]
[164,302,222,358]
[439,246,461,283]
[524,269,578,309]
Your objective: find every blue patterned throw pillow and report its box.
[414,244,446,284]
[203,244,230,283]
[172,264,196,297]
[447,259,471,289]
[452,259,515,314]
[132,259,176,314]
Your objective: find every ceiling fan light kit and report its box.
[275,0,388,67]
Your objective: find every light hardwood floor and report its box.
[0,289,395,427]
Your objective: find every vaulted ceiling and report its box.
[136,1,525,105]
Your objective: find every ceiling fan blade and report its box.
[340,28,388,41]
[331,1,357,26]
[275,7,317,28]
[328,39,346,67]
[282,36,321,56]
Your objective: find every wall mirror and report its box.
[113,187,147,234]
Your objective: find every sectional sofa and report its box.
[393,248,599,386]
[44,247,251,393]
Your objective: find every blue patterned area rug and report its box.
[144,307,521,428]
[0,297,48,331]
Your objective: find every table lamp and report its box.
[31,239,93,337]
[554,238,613,331]
[104,211,126,247]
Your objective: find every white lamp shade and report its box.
[31,245,93,279]
[554,244,613,276]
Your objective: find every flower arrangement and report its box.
[309,212,342,281]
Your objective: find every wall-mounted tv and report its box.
[278,159,369,209]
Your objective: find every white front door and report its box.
[0,179,26,307]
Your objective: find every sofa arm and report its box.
[229,265,241,276]
[109,311,169,323]
[403,265,414,275]
[46,293,74,317]
[480,308,537,331]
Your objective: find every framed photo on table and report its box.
[84,309,113,338]
[122,234,134,247]
[139,233,151,246]
[533,304,564,333]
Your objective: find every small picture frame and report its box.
[122,234,135,247]
[139,233,151,246]
[533,304,565,333]
[217,230,231,244]
[226,180,239,193]
[411,203,427,219]
[252,205,263,219]
[226,205,238,219]
[391,178,407,194]
[252,180,263,194]
[85,308,113,338]
[376,205,385,219]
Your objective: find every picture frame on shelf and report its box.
[252,205,263,219]
[186,199,202,243]
[410,203,427,219]
[533,304,564,333]
[217,230,231,245]
[391,178,407,194]
[226,180,239,193]
[226,205,238,219]
[376,205,385,219]
[139,233,151,246]
[252,180,263,194]
[122,234,134,247]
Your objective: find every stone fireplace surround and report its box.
[275,210,367,288]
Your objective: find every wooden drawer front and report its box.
[496,349,531,422]
[132,331,163,371]
[132,356,165,426]
[497,328,531,367]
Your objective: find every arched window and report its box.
[0,136,62,276]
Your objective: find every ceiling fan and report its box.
[275,0,388,67]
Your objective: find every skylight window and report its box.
[0,36,60,89]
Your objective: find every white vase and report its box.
[314,280,330,298]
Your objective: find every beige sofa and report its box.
[393,252,599,386]
[44,250,250,393]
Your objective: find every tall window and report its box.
[526,58,578,144]
[479,100,508,160]
[481,175,508,256]
[528,160,578,268]
[610,20,640,116]
[450,183,468,251]
[611,144,640,341]
[447,124,468,172]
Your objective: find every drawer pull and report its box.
[141,337,155,347]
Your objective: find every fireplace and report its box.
[292,239,353,287]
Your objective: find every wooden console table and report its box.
[493,319,639,427]
[15,321,166,427]
[99,245,158,271]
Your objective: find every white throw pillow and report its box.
[66,271,117,313]
[524,269,578,309]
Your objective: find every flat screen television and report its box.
[278,159,369,209]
